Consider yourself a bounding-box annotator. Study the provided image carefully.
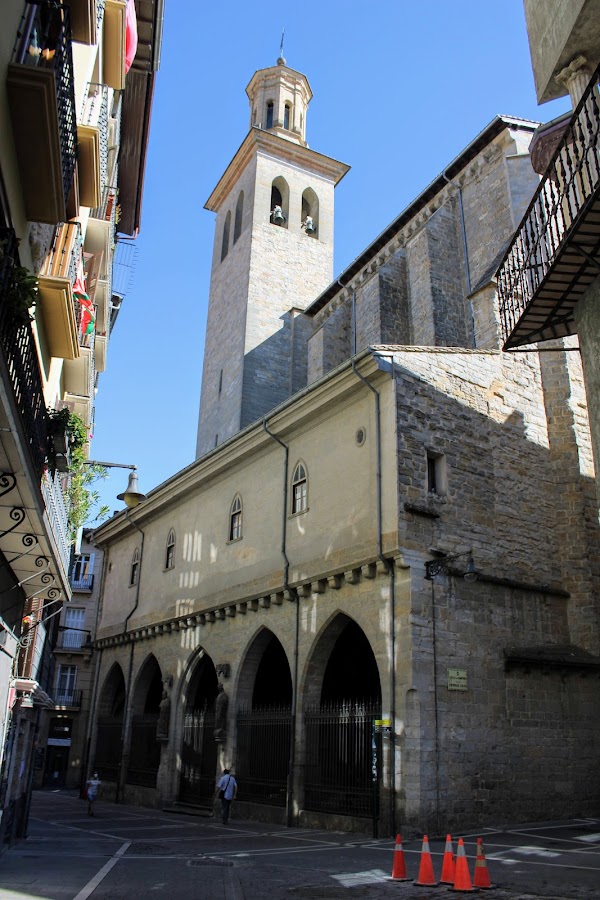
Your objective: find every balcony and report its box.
[38,222,82,360]
[53,689,83,708]
[0,227,49,478]
[70,572,94,592]
[65,0,105,44]
[56,629,91,649]
[7,2,78,224]
[78,84,109,209]
[498,65,600,349]
[103,0,126,90]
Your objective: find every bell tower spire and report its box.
[196,59,349,458]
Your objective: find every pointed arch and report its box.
[127,654,163,788]
[98,662,126,717]
[270,176,289,228]
[284,102,291,130]
[130,546,140,586]
[178,649,219,805]
[266,99,274,129]
[301,187,319,238]
[228,493,242,542]
[95,663,126,781]
[221,210,231,261]
[234,191,244,243]
[291,459,308,514]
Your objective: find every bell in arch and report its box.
[303,215,315,235]
[272,205,285,225]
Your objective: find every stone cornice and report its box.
[205,128,350,213]
[94,551,404,649]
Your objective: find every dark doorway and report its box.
[43,717,73,787]
[305,617,381,817]
[94,665,126,783]
[237,632,292,807]
[179,654,218,805]
[127,656,163,788]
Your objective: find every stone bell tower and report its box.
[195,56,349,458]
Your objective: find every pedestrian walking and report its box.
[86,772,101,816]
[215,768,237,825]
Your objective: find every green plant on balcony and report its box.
[0,239,38,323]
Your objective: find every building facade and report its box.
[0,0,162,848]
[90,57,600,835]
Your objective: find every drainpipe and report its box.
[441,170,475,347]
[350,357,396,837]
[116,512,145,803]
[262,417,299,829]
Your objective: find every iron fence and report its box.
[498,64,600,347]
[126,715,161,788]
[0,226,49,479]
[303,701,381,818]
[236,705,291,806]
[94,717,122,782]
[179,708,217,805]
[53,689,82,707]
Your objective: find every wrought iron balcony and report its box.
[498,65,600,349]
[7,1,78,224]
[41,469,71,576]
[78,83,109,209]
[56,628,91,648]
[53,688,83,708]
[70,572,94,591]
[0,226,49,479]
[38,221,82,360]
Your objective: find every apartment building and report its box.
[0,0,163,848]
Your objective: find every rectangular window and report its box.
[427,452,446,496]
[293,480,307,514]
[72,553,94,589]
[57,665,77,704]
[230,511,242,541]
[63,608,85,648]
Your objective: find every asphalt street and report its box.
[0,791,599,899]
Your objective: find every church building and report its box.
[89,56,600,835]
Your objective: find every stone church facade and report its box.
[90,59,600,835]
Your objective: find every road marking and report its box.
[72,841,131,900]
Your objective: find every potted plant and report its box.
[0,237,38,324]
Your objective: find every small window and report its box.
[221,210,231,261]
[165,529,175,570]
[284,103,291,129]
[234,191,244,243]
[130,547,140,586]
[266,101,274,129]
[229,495,242,541]
[427,451,446,496]
[291,461,308,514]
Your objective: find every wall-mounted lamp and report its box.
[84,461,147,509]
[425,550,478,582]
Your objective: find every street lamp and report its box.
[83,461,147,509]
[425,550,478,582]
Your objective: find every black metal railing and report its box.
[56,631,90,650]
[179,708,217,805]
[303,701,380,818]
[94,717,123,782]
[0,226,49,478]
[236,706,291,806]
[498,65,600,348]
[54,689,82,707]
[81,83,109,190]
[12,1,77,210]
[126,715,161,788]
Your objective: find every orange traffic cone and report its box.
[440,833,456,884]
[414,834,438,886]
[473,837,493,889]
[451,837,476,892]
[387,833,409,881]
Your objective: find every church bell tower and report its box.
[195,56,349,458]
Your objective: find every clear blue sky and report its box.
[89,0,571,518]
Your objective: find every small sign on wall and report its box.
[447,668,468,691]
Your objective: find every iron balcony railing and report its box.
[41,469,71,577]
[81,83,110,192]
[40,221,83,285]
[96,0,106,37]
[0,226,49,478]
[498,64,600,348]
[54,688,82,707]
[12,1,77,212]
[56,629,91,649]
[70,572,94,592]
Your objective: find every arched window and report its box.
[284,103,291,129]
[291,462,308,514]
[266,101,274,129]
[270,176,289,228]
[221,210,231,261]
[301,188,319,238]
[130,547,140,586]
[234,191,244,243]
[229,494,242,541]
[165,529,175,569]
